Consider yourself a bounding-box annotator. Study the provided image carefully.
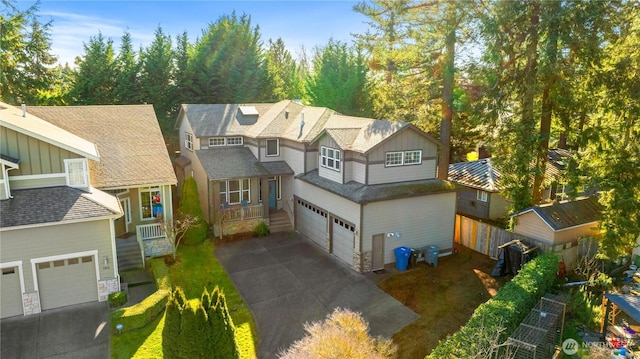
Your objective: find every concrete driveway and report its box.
[215,232,418,358]
[1,301,109,359]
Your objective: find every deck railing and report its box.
[137,222,166,241]
[220,204,264,222]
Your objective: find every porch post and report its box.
[260,176,270,219]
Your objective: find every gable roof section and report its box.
[196,147,292,180]
[178,103,275,137]
[512,196,601,231]
[28,105,177,189]
[0,103,99,161]
[0,186,122,229]
[448,158,502,192]
[297,170,457,204]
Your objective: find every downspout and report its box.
[4,165,18,199]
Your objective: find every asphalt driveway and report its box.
[215,232,418,358]
[0,301,109,359]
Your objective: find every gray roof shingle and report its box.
[1,186,121,228]
[296,170,457,204]
[513,196,601,231]
[196,147,277,179]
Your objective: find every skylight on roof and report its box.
[239,106,259,116]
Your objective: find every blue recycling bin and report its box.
[394,247,411,271]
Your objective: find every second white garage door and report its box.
[296,199,328,250]
[331,217,355,266]
[37,255,98,310]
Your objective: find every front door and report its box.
[372,234,385,271]
[268,180,277,209]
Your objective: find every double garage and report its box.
[295,198,356,266]
[0,252,99,319]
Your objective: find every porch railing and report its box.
[136,223,167,241]
[221,204,264,222]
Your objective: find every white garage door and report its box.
[1,266,23,318]
[37,255,98,310]
[331,217,355,265]
[296,199,328,250]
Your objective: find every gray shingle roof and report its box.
[296,170,457,204]
[0,153,20,166]
[0,186,121,228]
[448,158,502,192]
[512,196,601,231]
[196,147,279,179]
[28,105,177,189]
[179,103,275,137]
[261,161,294,176]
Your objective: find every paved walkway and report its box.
[215,232,418,359]
[0,301,109,359]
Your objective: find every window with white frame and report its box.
[477,190,488,202]
[385,150,422,167]
[226,137,243,146]
[64,158,89,187]
[185,133,193,151]
[140,187,163,220]
[266,139,279,156]
[320,146,341,171]
[220,179,250,205]
[209,137,225,147]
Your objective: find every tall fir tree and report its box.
[140,26,175,132]
[68,32,116,104]
[113,31,142,105]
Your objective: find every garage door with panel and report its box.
[296,199,328,250]
[37,256,98,310]
[1,266,23,318]
[331,217,355,265]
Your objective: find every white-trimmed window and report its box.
[209,137,225,147]
[220,179,250,205]
[140,187,163,220]
[226,137,243,146]
[477,190,488,202]
[185,133,193,151]
[385,150,422,167]
[266,139,279,157]
[64,158,89,187]
[321,146,341,171]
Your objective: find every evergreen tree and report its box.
[68,32,116,104]
[262,38,304,102]
[113,31,142,105]
[140,26,175,132]
[173,31,192,110]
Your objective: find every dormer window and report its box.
[185,133,194,151]
[321,146,340,171]
[65,158,89,188]
[227,137,243,146]
[266,139,279,157]
[209,137,243,147]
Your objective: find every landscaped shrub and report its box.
[178,177,208,245]
[426,253,559,358]
[254,221,270,237]
[109,289,169,335]
[108,291,127,308]
[150,257,171,290]
[278,307,397,359]
[163,286,239,359]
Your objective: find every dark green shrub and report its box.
[109,289,169,334]
[150,258,171,290]
[108,291,127,308]
[178,177,208,245]
[254,221,270,237]
[427,254,559,358]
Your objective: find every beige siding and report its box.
[367,129,437,161]
[1,126,80,176]
[294,180,360,230]
[488,193,510,219]
[280,139,305,175]
[317,136,343,183]
[362,192,456,264]
[306,150,318,173]
[247,143,259,159]
[344,152,366,184]
[178,118,197,156]
[513,211,554,244]
[0,220,115,294]
[368,159,436,185]
[553,222,600,245]
[9,174,67,189]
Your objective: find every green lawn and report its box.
[111,240,258,359]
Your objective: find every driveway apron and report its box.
[215,232,418,359]
[0,301,109,359]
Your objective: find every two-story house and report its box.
[175,100,457,273]
[0,103,176,319]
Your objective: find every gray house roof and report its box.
[297,170,457,204]
[28,105,177,189]
[196,147,293,180]
[0,186,122,228]
[448,158,502,192]
[512,196,601,231]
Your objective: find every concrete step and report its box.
[269,211,292,233]
[116,242,144,271]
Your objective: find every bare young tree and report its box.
[162,213,199,259]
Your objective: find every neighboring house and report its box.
[0,103,176,319]
[448,148,579,221]
[175,100,458,273]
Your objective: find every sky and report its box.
[16,0,372,66]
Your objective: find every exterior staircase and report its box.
[116,238,144,271]
[269,210,293,233]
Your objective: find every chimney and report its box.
[21,104,26,117]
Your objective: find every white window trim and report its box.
[185,133,194,151]
[139,186,162,221]
[385,151,404,167]
[120,198,132,224]
[64,158,89,188]
[220,179,250,205]
[226,137,243,146]
[266,138,280,157]
[209,137,225,147]
[385,150,423,167]
[477,190,488,202]
[320,146,341,171]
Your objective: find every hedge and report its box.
[426,253,559,358]
[110,259,172,335]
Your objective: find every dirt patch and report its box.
[374,245,508,359]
